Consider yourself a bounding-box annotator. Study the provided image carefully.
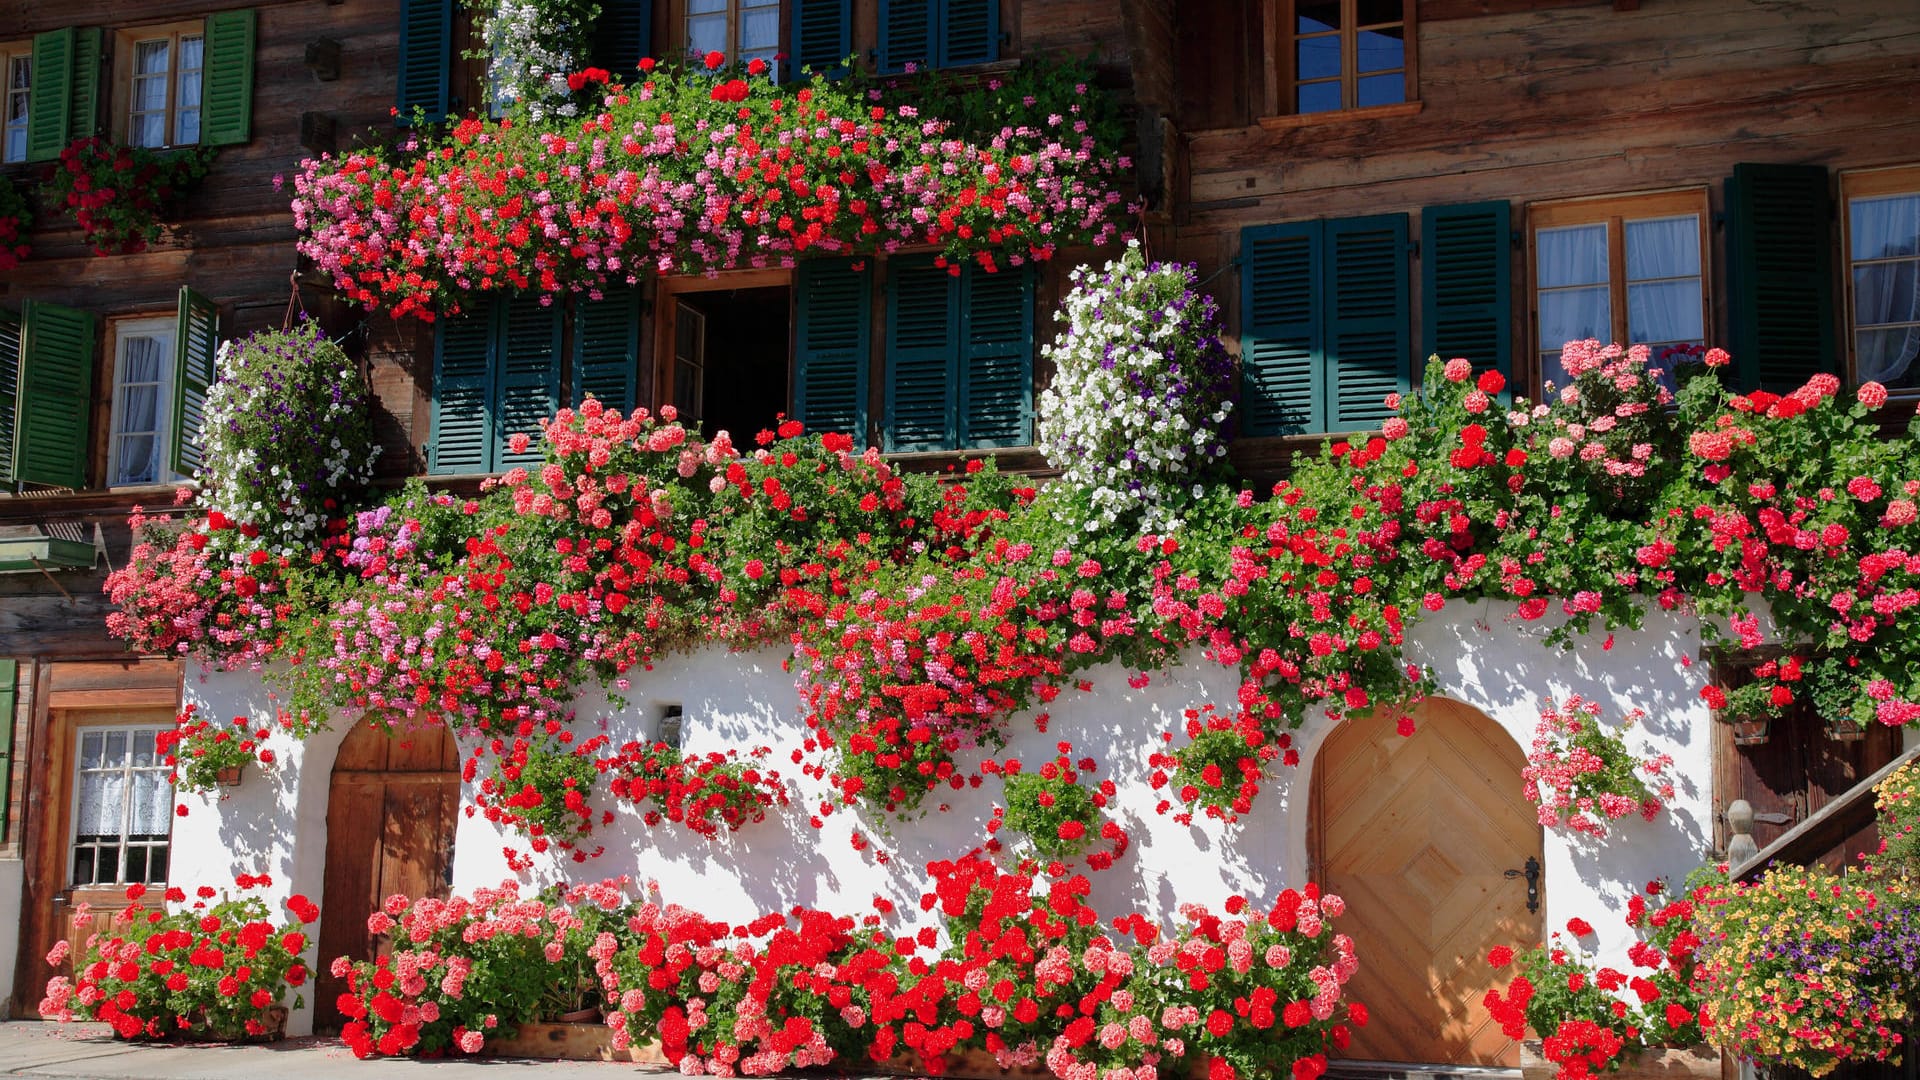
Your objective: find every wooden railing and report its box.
[1728,745,1919,882]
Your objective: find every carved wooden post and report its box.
[1726,799,1759,867]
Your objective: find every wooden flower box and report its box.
[483,1021,670,1064]
[1521,1041,1728,1080]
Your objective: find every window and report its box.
[882,257,1034,451]
[878,0,1000,74]
[123,25,203,147]
[685,0,781,77]
[108,316,178,487]
[1842,165,1920,390]
[659,280,791,438]
[432,289,641,474]
[69,724,173,888]
[113,13,253,148]
[1529,190,1709,391]
[3,45,28,163]
[1240,214,1409,436]
[1283,0,1410,114]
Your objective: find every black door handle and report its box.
[1504,856,1541,914]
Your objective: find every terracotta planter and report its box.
[1728,716,1771,746]
[215,766,244,787]
[1521,1041,1724,1080]
[1826,722,1868,743]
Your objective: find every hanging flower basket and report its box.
[214,765,244,787]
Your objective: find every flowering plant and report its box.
[103,502,290,666]
[39,878,318,1040]
[1037,244,1236,532]
[1521,695,1672,838]
[1697,654,1802,727]
[0,173,31,271]
[1483,880,1708,1079]
[197,322,377,554]
[608,742,789,838]
[992,742,1114,860]
[157,704,276,792]
[44,137,211,255]
[468,720,609,854]
[469,0,606,121]
[1874,757,1920,869]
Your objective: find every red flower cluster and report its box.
[608,742,790,837]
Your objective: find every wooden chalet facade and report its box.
[0,0,1913,1063]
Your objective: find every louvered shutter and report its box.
[959,265,1031,447]
[878,0,934,74]
[794,259,871,440]
[16,301,96,489]
[431,301,496,475]
[396,0,453,125]
[884,257,957,451]
[1326,214,1410,431]
[170,286,219,478]
[200,10,255,146]
[939,0,998,67]
[26,28,75,162]
[497,294,561,470]
[69,28,101,141]
[1726,163,1836,391]
[573,287,640,414]
[0,311,18,484]
[591,0,653,77]
[1240,223,1323,436]
[0,658,15,839]
[790,0,852,77]
[1421,201,1511,384]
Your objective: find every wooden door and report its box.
[1309,697,1542,1066]
[314,719,459,1032]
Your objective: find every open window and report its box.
[657,274,794,439]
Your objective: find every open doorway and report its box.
[668,285,792,440]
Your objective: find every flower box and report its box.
[1728,716,1771,746]
[215,766,243,786]
[1826,722,1868,743]
[483,1021,671,1064]
[1520,1041,1727,1080]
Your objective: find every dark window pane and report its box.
[97,846,119,885]
[1357,27,1404,73]
[1296,36,1341,81]
[1358,73,1405,107]
[1297,1,1340,33]
[1297,80,1343,113]
[125,846,148,885]
[148,846,169,883]
[1357,0,1403,25]
[72,847,94,887]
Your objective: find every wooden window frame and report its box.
[1,41,29,165]
[671,0,785,76]
[1838,163,1920,390]
[64,715,175,892]
[1526,188,1713,393]
[652,268,796,422]
[104,314,179,490]
[1265,0,1417,121]
[112,19,205,149]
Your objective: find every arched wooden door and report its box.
[1309,697,1542,1065]
[314,719,459,1032]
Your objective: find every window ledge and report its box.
[1256,100,1424,132]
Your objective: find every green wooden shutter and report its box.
[1326,213,1411,431]
[1240,222,1323,436]
[573,287,640,414]
[497,294,562,471]
[26,28,76,162]
[790,0,852,76]
[170,286,219,478]
[959,265,1032,447]
[0,311,19,484]
[794,259,871,440]
[16,301,96,489]
[1421,200,1511,383]
[396,0,454,124]
[431,301,496,475]
[70,28,101,140]
[884,257,957,451]
[591,0,653,76]
[939,0,998,67]
[1726,163,1836,391]
[0,658,16,846]
[200,10,255,146]
[878,0,933,74]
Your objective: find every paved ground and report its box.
[0,1021,675,1079]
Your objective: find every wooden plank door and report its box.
[314,719,459,1032]
[1310,697,1542,1066]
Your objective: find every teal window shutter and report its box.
[884,256,958,451]
[170,286,219,478]
[497,294,562,470]
[0,658,15,846]
[572,287,640,415]
[939,0,999,68]
[794,259,871,441]
[878,0,933,74]
[591,0,653,77]
[1240,222,1324,435]
[16,300,96,489]
[200,10,256,146]
[0,310,18,484]
[1326,213,1411,431]
[397,0,453,125]
[1726,163,1836,391]
[1421,200,1512,383]
[958,264,1032,447]
[790,0,852,77]
[26,28,76,162]
[431,301,496,475]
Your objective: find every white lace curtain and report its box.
[1853,193,1920,386]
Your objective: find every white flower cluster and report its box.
[477,0,591,122]
[198,324,379,555]
[1038,243,1236,532]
